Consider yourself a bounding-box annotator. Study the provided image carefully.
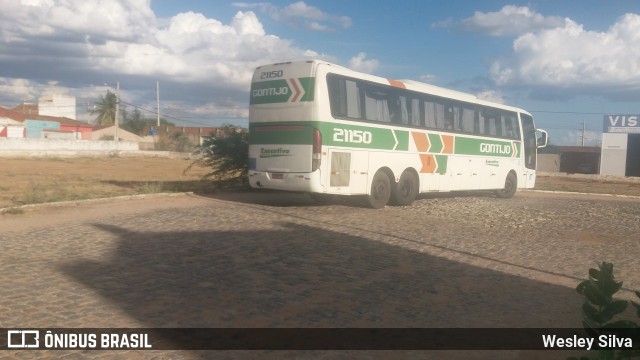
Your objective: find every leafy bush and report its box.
[154,131,193,152]
[187,125,248,186]
[569,262,640,360]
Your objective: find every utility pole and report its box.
[114,81,120,142]
[156,81,160,126]
[581,120,586,146]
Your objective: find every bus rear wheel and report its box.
[390,170,419,206]
[367,170,391,209]
[496,172,517,199]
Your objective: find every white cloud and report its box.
[233,1,351,32]
[419,74,437,83]
[86,9,318,87]
[0,0,325,119]
[1,0,156,42]
[348,53,379,74]
[0,78,41,103]
[490,13,640,97]
[435,5,565,37]
[475,90,505,104]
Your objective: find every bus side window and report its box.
[410,98,421,127]
[476,109,485,135]
[364,86,391,122]
[507,113,520,139]
[391,96,409,125]
[424,100,437,128]
[444,104,454,130]
[388,96,401,124]
[484,110,500,136]
[461,106,474,133]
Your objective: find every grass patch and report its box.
[19,182,50,205]
[135,182,165,194]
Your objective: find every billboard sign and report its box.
[603,115,640,133]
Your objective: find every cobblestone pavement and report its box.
[1,190,639,360]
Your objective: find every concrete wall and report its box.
[1,126,25,138]
[60,124,92,140]
[0,138,139,157]
[25,119,60,138]
[600,133,628,176]
[537,154,560,172]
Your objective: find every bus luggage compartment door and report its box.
[329,150,368,193]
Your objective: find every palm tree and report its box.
[92,91,117,125]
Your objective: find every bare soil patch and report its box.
[534,175,640,196]
[2,155,640,210]
[1,156,214,209]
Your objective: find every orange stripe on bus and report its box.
[441,135,454,154]
[388,79,406,88]
[411,132,430,152]
[419,154,436,173]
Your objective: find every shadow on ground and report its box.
[60,221,584,359]
[104,180,218,194]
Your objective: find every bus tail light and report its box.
[312,128,322,171]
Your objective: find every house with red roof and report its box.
[0,107,26,138]
[1,106,93,139]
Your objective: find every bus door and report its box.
[521,114,537,187]
[327,150,369,194]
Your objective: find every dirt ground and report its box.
[1,155,640,209]
[1,156,213,209]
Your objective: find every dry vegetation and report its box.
[1,156,214,209]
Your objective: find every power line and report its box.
[530,110,613,115]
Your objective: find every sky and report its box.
[2,0,640,145]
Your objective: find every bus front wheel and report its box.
[367,171,391,209]
[390,170,419,206]
[496,172,517,199]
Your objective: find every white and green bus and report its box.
[248,60,547,208]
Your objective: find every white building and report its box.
[600,115,640,177]
[38,94,76,120]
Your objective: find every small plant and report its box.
[135,182,165,194]
[20,182,49,205]
[569,262,640,360]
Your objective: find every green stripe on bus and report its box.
[455,137,515,157]
[249,125,313,145]
[394,130,409,151]
[298,77,315,102]
[250,77,315,105]
[319,123,408,151]
[435,155,447,174]
[428,133,443,153]
[249,121,518,158]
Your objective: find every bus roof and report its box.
[255,59,531,116]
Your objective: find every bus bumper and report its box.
[248,170,322,192]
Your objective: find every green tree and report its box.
[92,91,118,126]
[121,108,146,135]
[187,125,248,184]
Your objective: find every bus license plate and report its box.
[272,173,283,179]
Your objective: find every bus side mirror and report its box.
[536,129,548,148]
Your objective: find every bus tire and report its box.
[495,172,517,199]
[390,170,419,206]
[367,170,392,209]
